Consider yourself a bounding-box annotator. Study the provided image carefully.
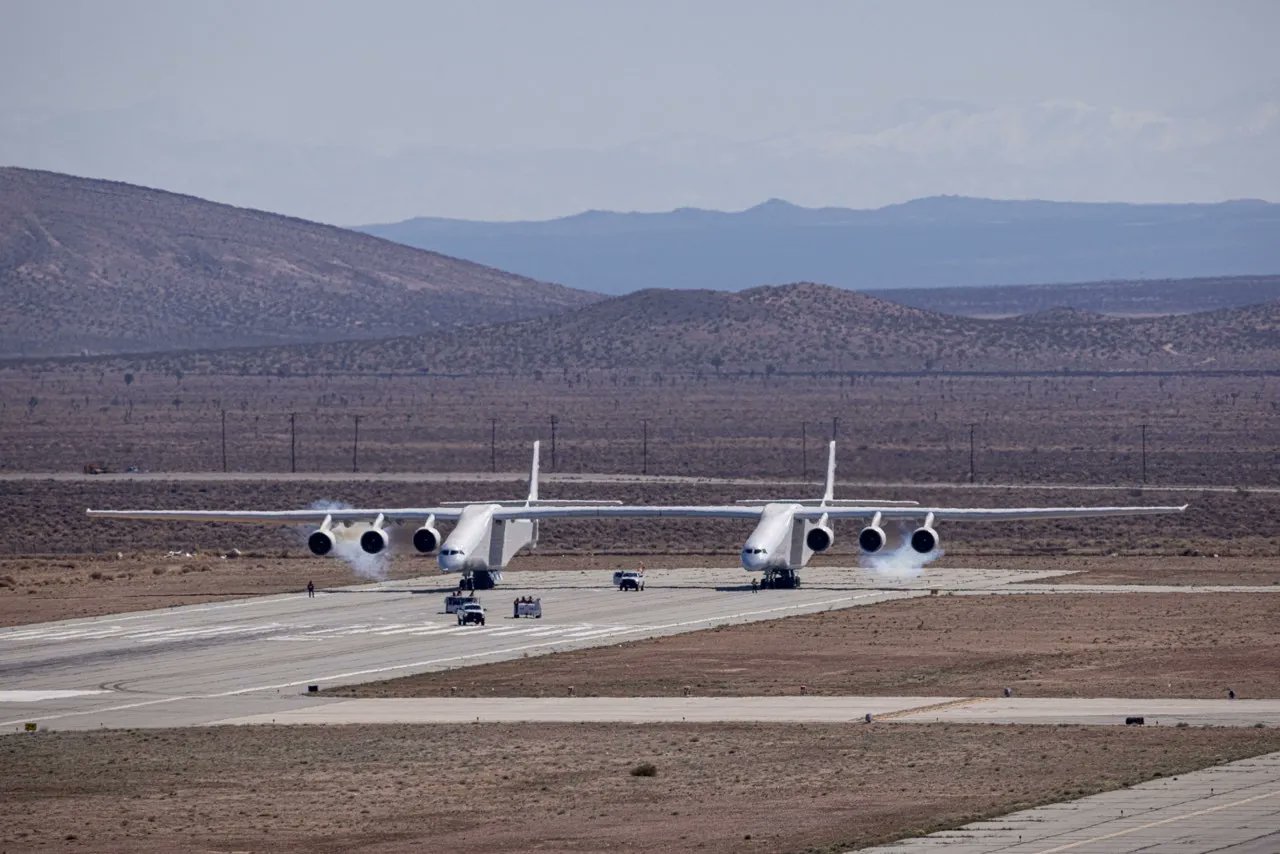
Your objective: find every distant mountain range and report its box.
[165,283,1280,376]
[0,168,598,357]
[357,196,1280,295]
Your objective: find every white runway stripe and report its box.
[1,619,647,645]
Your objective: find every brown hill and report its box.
[142,282,1280,375]
[869,275,1280,317]
[0,167,599,357]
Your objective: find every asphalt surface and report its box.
[859,750,1280,854]
[220,695,1280,728]
[1,564,1059,732]
[5,563,1279,854]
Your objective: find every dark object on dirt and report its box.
[307,685,318,694]
[630,762,657,777]
[1125,716,1145,726]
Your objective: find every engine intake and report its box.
[307,529,335,557]
[360,527,389,555]
[858,525,887,554]
[412,524,441,554]
[805,524,834,553]
[910,526,939,554]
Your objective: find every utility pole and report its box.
[220,409,227,473]
[352,415,361,473]
[490,417,497,473]
[831,416,839,442]
[550,414,558,471]
[642,419,649,476]
[968,423,976,484]
[289,412,296,473]
[1140,422,1147,485]
[801,422,808,481]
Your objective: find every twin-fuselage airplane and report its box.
[87,442,1186,589]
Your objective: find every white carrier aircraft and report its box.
[88,442,1186,589]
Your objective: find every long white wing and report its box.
[86,508,464,525]
[491,503,1188,522]
[805,505,1189,522]
[88,503,1187,526]
[495,505,766,520]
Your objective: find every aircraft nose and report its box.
[438,548,466,572]
[740,547,768,571]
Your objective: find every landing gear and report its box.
[761,569,801,589]
[458,570,500,591]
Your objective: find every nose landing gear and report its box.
[760,569,801,589]
[458,570,497,591]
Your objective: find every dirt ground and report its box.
[4,722,1280,853]
[336,591,1280,701]
[996,554,1280,586]
[1,552,1274,628]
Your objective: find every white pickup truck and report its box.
[612,570,645,591]
[456,602,487,626]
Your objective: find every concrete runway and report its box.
[4,561,1279,854]
[859,750,1280,853]
[0,564,1059,732]
[219,695,1280,728]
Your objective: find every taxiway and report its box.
[0,564,1055,731]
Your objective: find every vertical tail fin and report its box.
[822,441,836,503]
[527,441,540,504]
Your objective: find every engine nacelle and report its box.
[858,525,887,554]
[910,526,939,554]
[805,524,834,552]
[307,529,336,557]
[360,526,390,555]
[412,524,441,554]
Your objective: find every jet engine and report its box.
[360,514,390,555]
[858,525,887,554]
[909,525,939,554]
[805,523,834,552]
[412,522,441,554]
[307,529,336,556]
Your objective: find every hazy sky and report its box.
[3,0,1277,223]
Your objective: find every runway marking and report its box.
[0,592,315,636]
[876,697,984,720]
[262,623,639,642]
[0,689,111,702]
[2,590,892,725]
[223,590,892,695]
[1029,788,1280,853]
[1,695,192,728]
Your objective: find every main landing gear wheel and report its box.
[761,569,800,589]
[471,570,496,590]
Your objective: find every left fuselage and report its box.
[439,504,499,572]
[438,504,537,576]
[740,503,806,571]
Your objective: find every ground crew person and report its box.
[306,580,315,598]
[751,578,758,593]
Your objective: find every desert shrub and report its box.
[629,762,657,777]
